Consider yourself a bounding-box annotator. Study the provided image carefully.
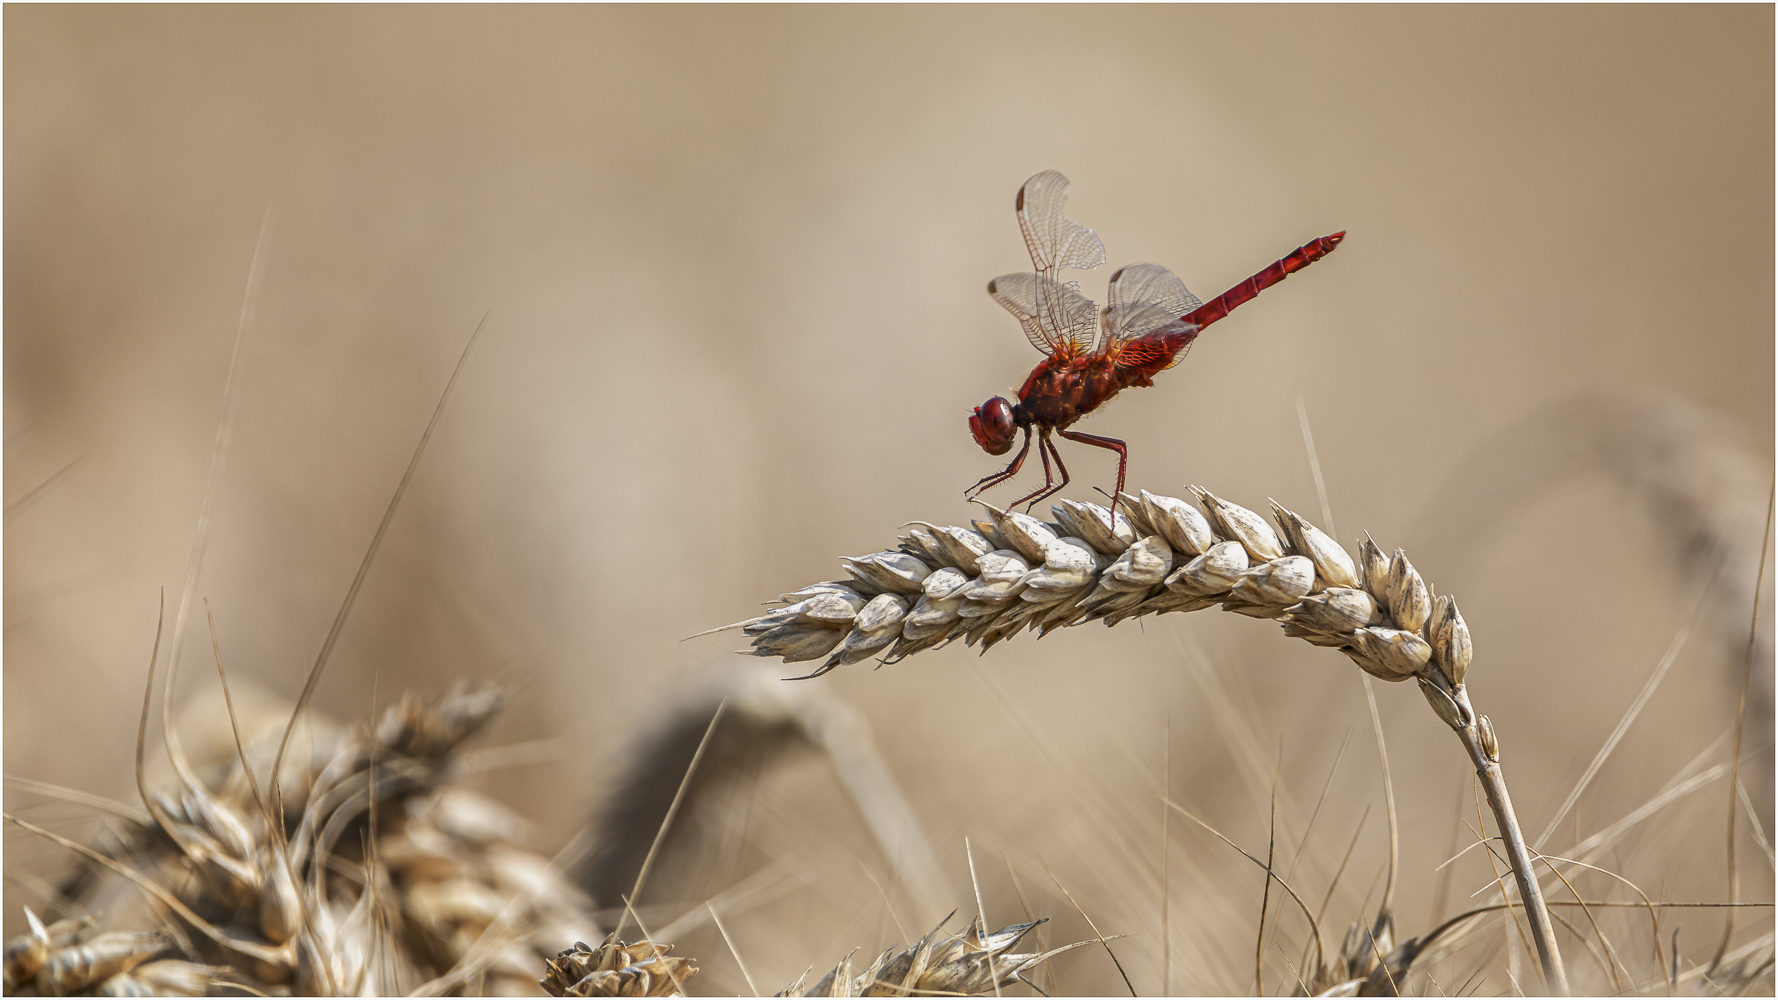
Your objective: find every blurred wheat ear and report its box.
[709,487,1576,993]
[776,914,1100,998]
[6,677,606,996]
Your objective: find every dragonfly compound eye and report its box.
[969,397,1017,455]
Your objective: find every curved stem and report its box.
[1450,692,1569,995]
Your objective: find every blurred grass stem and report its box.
[1711,481,1773,972]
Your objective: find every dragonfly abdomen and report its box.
[1183,230,1345,332]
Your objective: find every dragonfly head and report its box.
[969,396,1018,455]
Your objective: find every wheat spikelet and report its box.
[775,915,1097,997]
[5,682,626,996]
[711,485,1580,992]
[716,488,1469,699]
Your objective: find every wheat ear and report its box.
[776,914,1099,997]
[711,486,1571,994]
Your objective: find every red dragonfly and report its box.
[967,170,1344,522]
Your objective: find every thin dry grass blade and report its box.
[708,903,758,997]
[160,206,275,801]
[1533,605,1702,851]
[2,777,151,827]
[613,697,727,940]
[270,310,489,825]
[1042,865,1135,997]
[1714,482,1773,971]
[1361,677,1398,932]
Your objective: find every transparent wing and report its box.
[1102,263,1201,344]
[1101,263,1202,371]
[989,171,1106,357]
[1015,170,1107,275]
[988,272,1100,357]
[1110,324,1196,371]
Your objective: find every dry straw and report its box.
[712,486,1573,993]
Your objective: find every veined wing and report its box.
[1015,170,1106,275]
[1101,263,1201,370]
[990,171,1105,356]
[989,272,1099,357]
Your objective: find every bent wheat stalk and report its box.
[711,486,1572,994]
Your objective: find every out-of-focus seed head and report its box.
[1054,500,1134,555]
[781,917,1092,999]
[842,551,931,594]
[1142,490,1214,556]
[96,960,229,997]
[1432,596,1472,687]
[1387,550,1431,633]
[1478,715,1499,761]
[378,682,507,762]
[1358,534,1390,606]
[1270,502,1360,589]
[1191,488,1285,561]
[1167,540,1250,595]
[177,785,256,867]
[157,816,260,904]
[258,850,303,945]
[37,931,169,997]
[1418,677,1465,730]
[541,938,696,998]
[1231,555,1316,606]
[4,908,50,992]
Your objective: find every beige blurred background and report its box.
[6,6,1772,994]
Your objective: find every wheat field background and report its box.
[6,7,1772,995]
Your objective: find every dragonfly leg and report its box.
[1010,430,1071,511]
[966,426,1033,498]
[1058,429,1128,527]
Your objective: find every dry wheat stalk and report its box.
[711,486,1572,994]
[775,915,1097,997]
[6,682,615,996]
